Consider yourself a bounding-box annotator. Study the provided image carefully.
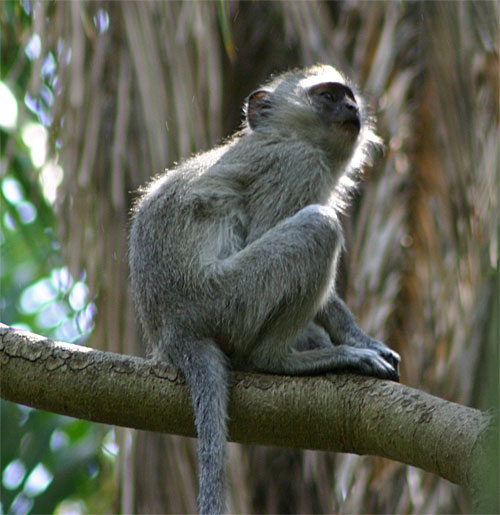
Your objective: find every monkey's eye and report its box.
[320,91,336,102]
[309,83,355,104]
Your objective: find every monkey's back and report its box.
[129,169,189,339]
[128,144,251,347]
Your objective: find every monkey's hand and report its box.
[364,337,400,381]
[317,296,401,381]
[342,345,400,382]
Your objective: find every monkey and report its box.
[128,64,400,515]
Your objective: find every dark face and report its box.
[308,82,361,138]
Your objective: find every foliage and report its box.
[1,2,111,513]
[1,401,116,515]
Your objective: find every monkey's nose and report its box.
[338,103,360,135]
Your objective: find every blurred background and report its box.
[1,1,498,513]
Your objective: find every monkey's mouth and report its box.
[337,118,361,136]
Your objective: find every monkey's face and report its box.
[245,65,376,165]
[308,82,361,139]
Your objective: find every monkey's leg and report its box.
[292,322,334,352]
[316,296,400,374]
[245,300,398,379]
[252,341,399,379]
[160,331,229,515]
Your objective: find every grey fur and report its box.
[129,65,400,515]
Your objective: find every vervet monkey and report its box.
[129,65,400,515]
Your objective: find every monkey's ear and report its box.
[246,89,273,130]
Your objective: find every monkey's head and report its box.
[244,65,381,177]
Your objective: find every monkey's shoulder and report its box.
[176,145,251,218]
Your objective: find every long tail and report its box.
[164,331,229,515]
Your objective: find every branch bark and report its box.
[0,323,494,505]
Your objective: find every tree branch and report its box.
[0,323,494,503]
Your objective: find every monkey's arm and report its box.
[316,296,400,375]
